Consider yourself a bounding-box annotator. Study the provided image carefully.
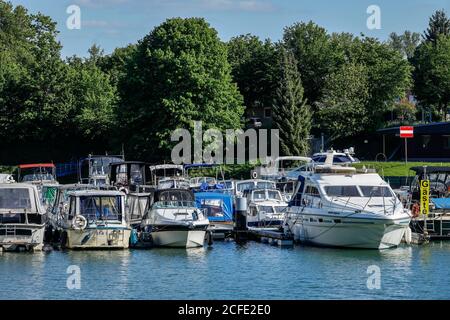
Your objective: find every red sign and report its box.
[400,126,414,138]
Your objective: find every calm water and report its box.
[0,241,449,300]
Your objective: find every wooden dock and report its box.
[234,227,294,247]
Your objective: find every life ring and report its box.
[411,202,420,218]
[72,215,88,231]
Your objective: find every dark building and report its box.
[377,122,450,161]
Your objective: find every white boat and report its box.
[234,179,276,197]
[140,189,209,248]
[0,174,15,184]
[49,189,130,249]
[0,184,46,251]
[284,157,411,249]
[246,188,287,229]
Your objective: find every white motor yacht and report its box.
[284,158,411,249]
[49,189,130,249]
[140,189,209,248]
[246,188,287,229]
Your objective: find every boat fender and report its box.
[411,203,420,218]
[72,215,88,231]
[130,229,139,245]
[404,227,412,244]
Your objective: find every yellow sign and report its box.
[420,180,430,215]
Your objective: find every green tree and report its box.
[424,9,450,42]
[0,2,73,142]
[119,18,244,160]
[227,34,279,115]
[67,57,118,141]
[272,48,311,156]
[349,37,412,129]
[283,21,339,107]
[316,63,370,141]
[412,35,450,120]
[388,31,421,59]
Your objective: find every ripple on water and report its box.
[0,241,450,300]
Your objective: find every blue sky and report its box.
[9,0,450,58]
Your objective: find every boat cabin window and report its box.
[274,206,286,213]
[155,190,195,208]
[237,182,254,192]
[128,196,150,220]
[256,181,275,189]
[130,164,144,185]
[69,196,76,220]
[79,196,122,221]
[258,205,274,213]
[27,214,43,224]
[305,186,320,197]
[324,186,360,197]
[0,188,31,210]
[0,213,26,224]
[359,186,394,197]
[199,199,224,218]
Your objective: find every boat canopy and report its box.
[194,192,233,222]
[431,198,450,210]
[19,163,55,169]
[154,189,195,202]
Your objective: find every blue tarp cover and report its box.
[431,198,450,210]
[195,192,233,222]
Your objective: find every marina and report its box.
[0,151,448,252]
[1,1,450,304]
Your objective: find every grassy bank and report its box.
[354,162,450,177]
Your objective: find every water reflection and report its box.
[0,242,449,300]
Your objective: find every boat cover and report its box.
[195,192,233,222]
[431,198,450,210]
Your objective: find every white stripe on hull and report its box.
[151,230,206,248]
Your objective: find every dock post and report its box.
[234,197,248,242]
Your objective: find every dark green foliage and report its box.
[119,17,244,160]
[412,35,450,120]
[272,48,311,156]
[424,9,450,42]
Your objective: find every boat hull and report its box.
[289,214,410,249]
[0,225,45,251]
[66,227,131,249]
[151,229,207,248]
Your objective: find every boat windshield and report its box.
[237,182,254,192]
[324,186,361,197]
[0,188,31,210]
[22,173,55,182]
[253,190,282,200]
[324,185,394,198]
[274,206,287,213]
[359,186,394,197]
[258,205,274,213]
[79,196,122,221]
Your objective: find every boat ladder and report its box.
[5,226,16,236]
